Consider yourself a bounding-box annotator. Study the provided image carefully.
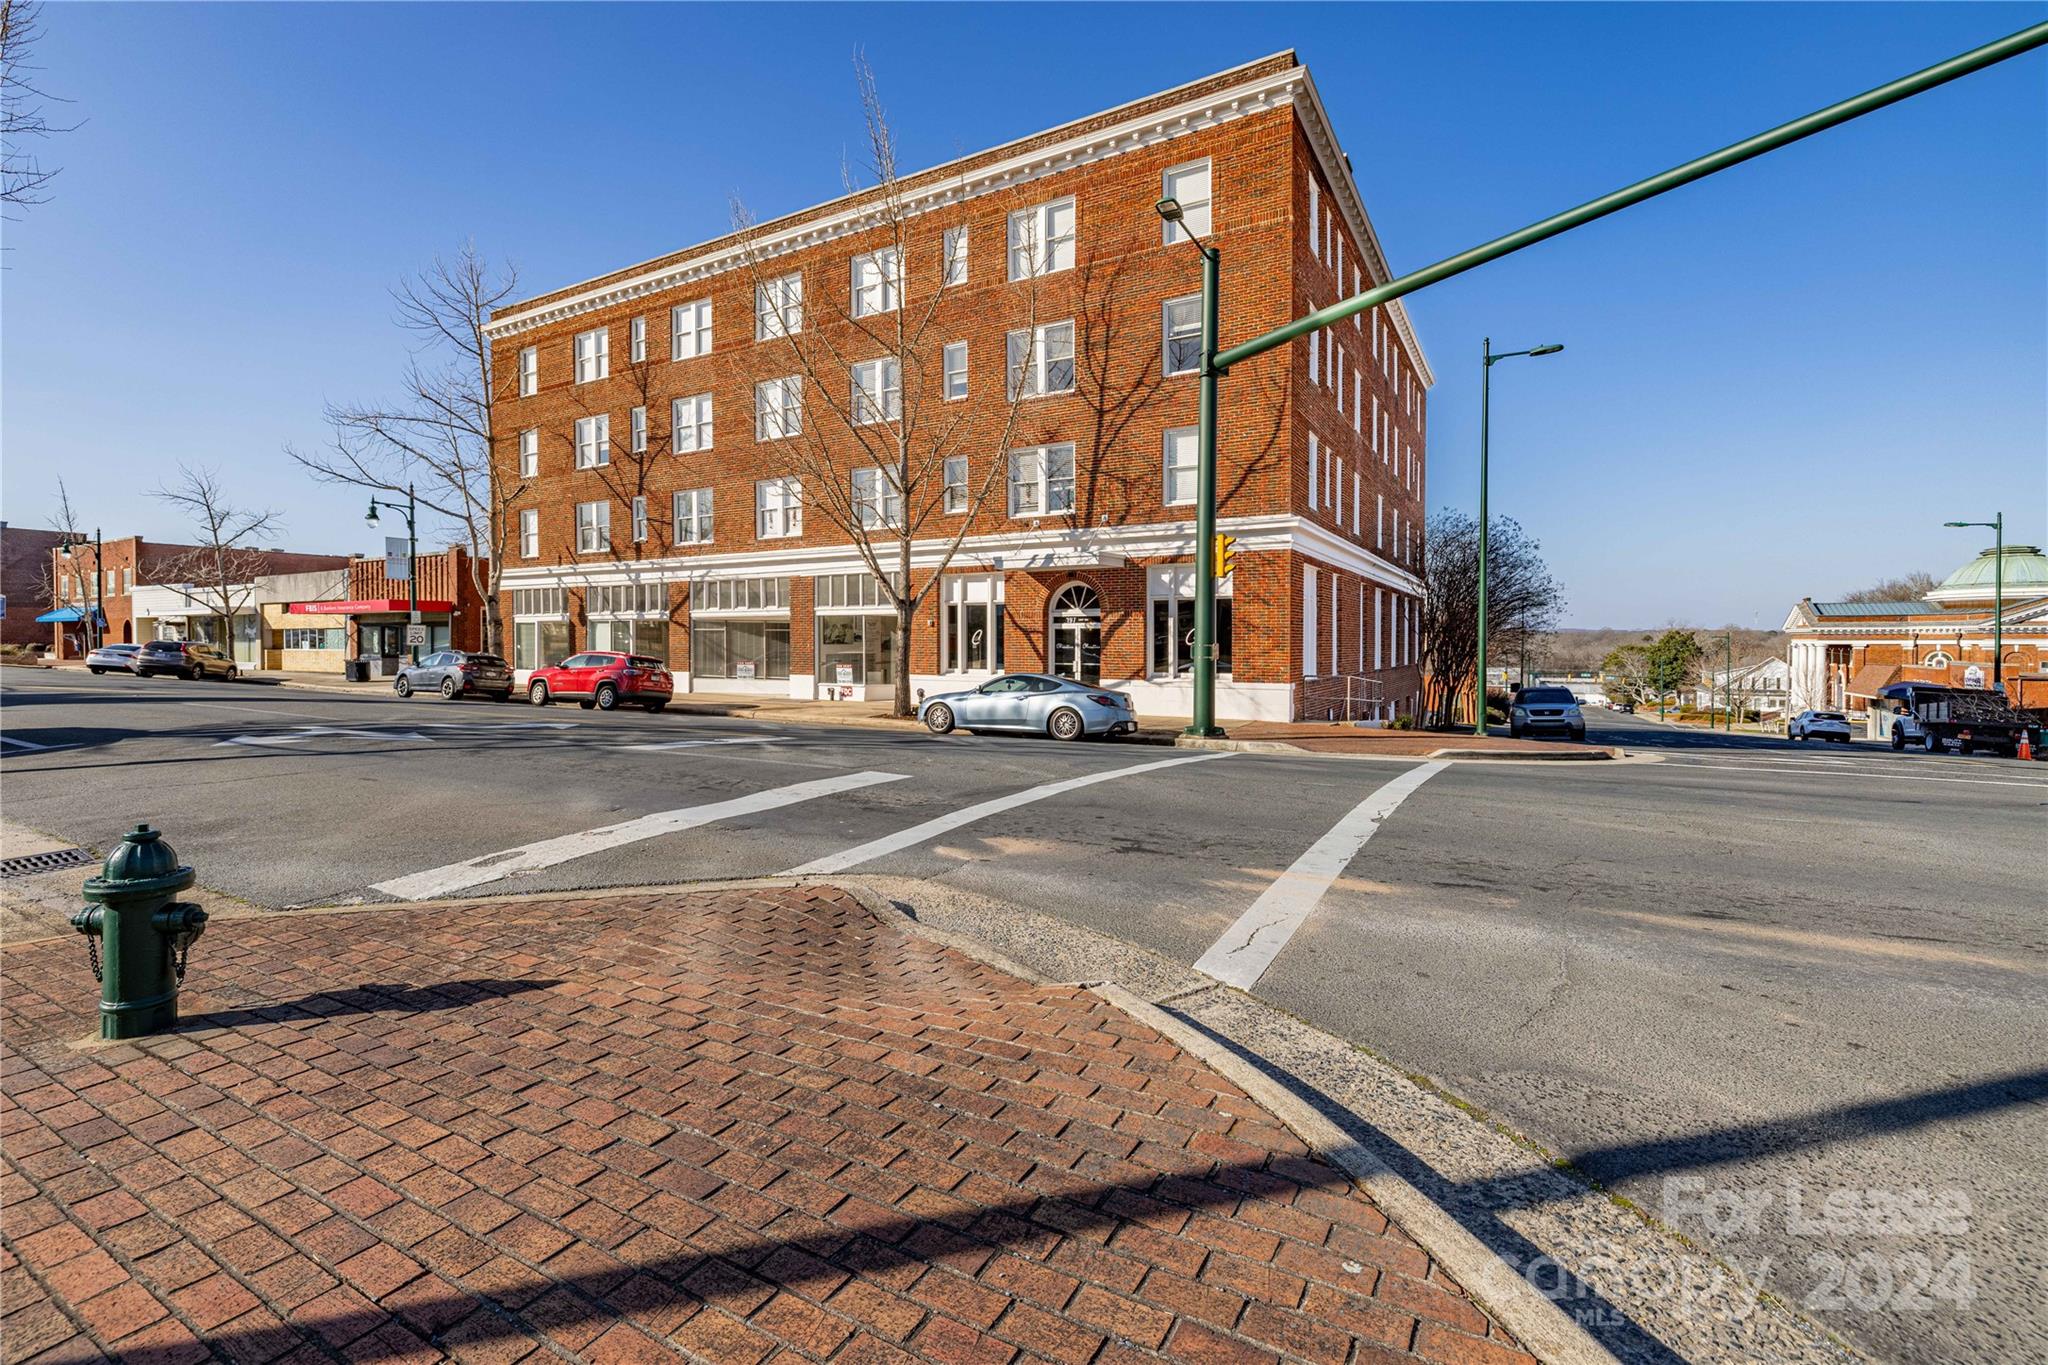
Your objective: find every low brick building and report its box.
[288,547,490,675]
[0,523,71,647]
[487,53,1430,722]
[1784,542,2048,734]
[41,536,350,660]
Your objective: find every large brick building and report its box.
[486,53,1431,722]
[1784,541,2048,734]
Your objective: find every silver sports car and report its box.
[919,674,1138,741]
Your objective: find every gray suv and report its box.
[394,651,513,701]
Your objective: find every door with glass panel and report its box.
[1048,584,1101,685]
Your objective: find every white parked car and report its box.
[1788,710,1852,743]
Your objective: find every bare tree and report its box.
[1421,509,1563,728]
[151,464,283,650]
[32,475,81,611]
[1840,571,1939,603]
[1,0,72,215]
[289,243,521,651]
[730,56,1051,717]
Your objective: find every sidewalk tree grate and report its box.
[0,847,95,879]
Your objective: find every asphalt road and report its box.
[3,672,2041,1363]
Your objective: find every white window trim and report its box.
[851,357,902,426]
[943,341,968,401]
[754,477,803,540]
[754,376,803,442]
[573,327,610,384]
[943,456,969,514]
[1006,443,1076,519]
[1307,433,1319,512]
[851,247,901,318]
[1162,159,1212,243]
[519,508,539,559]
[517,346,537,397]
[852,467,905,530]
[1007,196,1076,281]
[574,413,611,469]
[575,500,612,555]
[671,299,713,360]
[755,272,804,340]
[1162,295,1201,378]
[629,316,647,364]
[1163,426,1197,508]
[943,226,968,288]
[518,428,539,478]
[629,405,647,454]
[1006,320,1075,399]
[672,487,714,545]
[631,496,648,544]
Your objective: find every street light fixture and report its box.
[1475,339,1563,736]
[1943,512,2004,690]
[364,484,421,665]
[1154,194,1225,737]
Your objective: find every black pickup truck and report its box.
[1879,682,2041,757]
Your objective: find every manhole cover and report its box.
[0,847,96,879]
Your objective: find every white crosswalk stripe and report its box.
[616,737,790,752]
[371,770,907,901]
[1195,760,1448,990]
[781,752,1230,875]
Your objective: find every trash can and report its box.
[344,659,370,683]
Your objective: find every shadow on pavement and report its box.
[180,978,564,1029]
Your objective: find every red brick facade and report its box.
[39,538,349,660]
[487,55,1430,722]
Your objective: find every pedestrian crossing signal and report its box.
[1212,533,1237,581]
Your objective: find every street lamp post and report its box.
[365,484,420,665]
[1943,513,2004,689]
[58,528,105,654]
[1476,340,1563,735]
[1156,196,1225,737]
[1715,631,1734,732]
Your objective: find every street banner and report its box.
[384,537,410,581]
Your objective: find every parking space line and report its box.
[616,737,790,752]
[1195,761,1448,991]
[1658,759,2048,790]
[781,751,1230,875]
[372,770,907,900]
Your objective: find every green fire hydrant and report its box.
[70,825,208,1040]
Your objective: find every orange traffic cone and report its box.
[2020,730,2035,762]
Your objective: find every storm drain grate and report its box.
[0,847,96,879]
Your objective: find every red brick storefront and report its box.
[488,54,1429,722]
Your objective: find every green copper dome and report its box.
[1928,544,2048,603]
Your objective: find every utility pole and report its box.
[365,484,421,665]
[1943,513,2004,689]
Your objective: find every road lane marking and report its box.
[218,726,435,747]
[1661,760,2048,790]
[616,737,790,752]
[0,735,81,753]
[372,770,907,900]
[1195,761,1449,991]
[781,752,1231,875]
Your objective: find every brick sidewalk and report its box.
[1,888,1535,1364]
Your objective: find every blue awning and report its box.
[35,606,106,625]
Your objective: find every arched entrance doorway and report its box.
[1049,583,1100,684]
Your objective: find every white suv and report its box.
[1789,710,1852,743]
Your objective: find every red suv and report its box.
[526,652,673,713]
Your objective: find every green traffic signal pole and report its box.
[1179,20,2047,736]
[1945,512,2004,688]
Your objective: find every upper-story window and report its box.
[1007,197,1075,280]
[754,376,803,441]
[756,271,803,339]
[851,358,901,425]
[631,496,649,543]
[1163,426,1197,506]
[518,428,539,477]
[574,327,609,383]
[574,414,610,469]
[1307,177,1320,258]
[672,299,712,360]
[1007,443,1075,517]
[851,468,903,529]
[575,500,611,553]
[629,316,647,363]
[943,227,968,287]
[943,341,969,401]
[672,393,713,453]
[755,478,803,539]
[851,248,900,317]
[673,488,714,544]
[519,508,539,559]
[943,456,968,513]
[629,405,648,454]
[1163,296,1201,376]
[1006,321,1075,399]
[517,346,537,397]
[1162,160,1212,242]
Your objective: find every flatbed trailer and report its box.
[1879,682,2042,757]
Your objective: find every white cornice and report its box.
[500,516,1423,596]
[486,65,1301,341]
[485,58,1434,393]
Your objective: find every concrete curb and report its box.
[1091,981,1620,1365]
[1173,734,1625,763]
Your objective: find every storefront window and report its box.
[818,616,898,686]
[590,619,668,660]
[1147,566,1232,679]
[940,575,1004,674]
[513,620,571,670]
[692,620,789,680]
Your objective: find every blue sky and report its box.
[5,3,2042,627]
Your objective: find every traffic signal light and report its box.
[1212,533,1237,581]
